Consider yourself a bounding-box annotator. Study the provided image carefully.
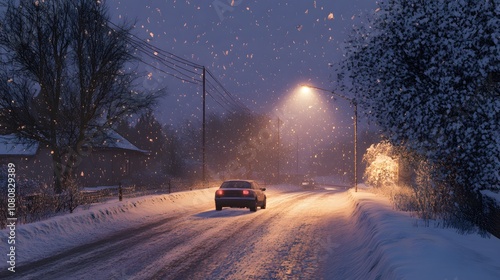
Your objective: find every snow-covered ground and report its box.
[1,184,499,279]
[338,185,500,279]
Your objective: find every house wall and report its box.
[1,147,147,190]
[0,149,53,189]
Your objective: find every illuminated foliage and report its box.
[363,141,398,189]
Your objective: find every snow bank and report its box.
[0,187,217,268]
[340,187,500,280]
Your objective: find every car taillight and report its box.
[242,190,250,195]
[216,190,224,196]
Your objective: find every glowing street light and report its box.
[300,85,358,192]
[299,85,313,96]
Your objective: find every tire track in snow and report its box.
[145,191,315,279]
[2,189,346,280]
[168,190,343,280]
[227,190,343,280]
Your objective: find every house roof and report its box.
[94,130,149,153]
[0,134,39,156]
[0,131,148,156]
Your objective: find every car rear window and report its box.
[220,181,251,189]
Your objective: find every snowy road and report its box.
[3,184,500,279]
[4,186,359,280]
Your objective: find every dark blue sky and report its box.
[109,0,376,126]
[109,0,378,171]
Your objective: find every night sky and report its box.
[109,0,378,168]
[109,0,376,120]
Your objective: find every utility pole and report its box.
[353,100,358,192]
[277,117,281,183]
[296,133,299,175]
[202,66,206,183]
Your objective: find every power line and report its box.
[106,21,203,69]
[205,77,243,112]
[206,69,250,113]
[10,5,254,115]
[106,19,252,114]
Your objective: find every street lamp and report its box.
[300,85,358,192]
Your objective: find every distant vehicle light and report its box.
[242,190,250,195]
[216,190,224,196]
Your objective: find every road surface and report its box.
[3,186,362,280]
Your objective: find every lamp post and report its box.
[301,85,358,192]
[277,117,281,183]
[202,66,206,183]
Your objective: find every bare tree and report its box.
[0,0,163,193]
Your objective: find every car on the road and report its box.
[215,180,267,212]
[301,177,316,188]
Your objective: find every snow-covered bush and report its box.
[364,144,441,225]
[363,141,398,189]
[363,141,415,213]
[342,0,500,234]
[409,159,451,225]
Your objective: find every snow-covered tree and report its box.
[363,141,398,189]
[341,0,499,232]
[0,0,163,192]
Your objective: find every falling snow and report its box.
[109,0,375,126]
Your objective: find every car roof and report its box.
[220,180,258,189]
[223,179,255,183]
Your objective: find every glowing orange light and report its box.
[299,86,312,96]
